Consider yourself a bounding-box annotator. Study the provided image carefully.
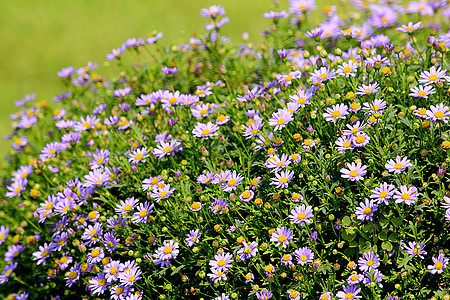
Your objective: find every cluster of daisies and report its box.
[2,0,450,299]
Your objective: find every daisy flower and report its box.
[74,115,99,132]
[243,122,263,139]
[402,240,427,259]
[216,114,230,125]
[88,273,108,295]
[335,135,354,153]
[153,139,183,159]
[302,138,316,150]
[289,204,313,225]
[323,104,349,123]
[358,251,380,272]
[394,185,418,205]
[427,254,448,274]
[355,83,379,95]
[244,272,254,283]
[190,201,202,212]
[150,184,175,202]
[319,292,333,300]
[289,90,312,107]
[337,61,358,77]
[207,268,227,284]
[385,156,413,174]
[209,252,233,271]
[128,147,150,165]
[0,262,18,284]
[352,132,370,147]
[119,264,142,286]
[293,247,314,265]
[87,247,105,264]
[288,290,300,300]
[191,103,211,118]
[336,285,362,300]
[32,242,57,265]
[237,241,258,260]
[426,103,450,123]
[200,5,226,18]
[270,170,295,189]
[418,66,447,85]
[6,179,27,198]
[103,232,120,253]
[239,190,255,203]
[192,122,220,139]
[290,153,301,163]
[369,182,396,205]
[132,202,154,223]
[185,229,201,247]
[221,171,243,192]
[210,198,228,215]
[340,162,367,181]
[355,199,378,221]
[414,107,428,119]
[256,289,273,300]
[197,171,215,184]
[281,254,293,266]
[362,99,386,115]
[265,153,291,172]
[115,197,138,215]
[270,226,293,248]
[409,85,435,98]
[268,109,294,131]
[154,240,179,262]
[347,273,364,285]
[310,67,336,86]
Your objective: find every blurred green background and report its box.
[0,0,330,159]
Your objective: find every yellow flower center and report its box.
[217,115,226,122]
[60,256,68,264]
[297,98,306,104]
[319,73,327,80]
[164,246,173,254]
[98,278,106,286]
[291,291,299,298]
[264,265,273,272]
[279,177,288,183]
[89,229,97,236]
[68,271,78,279]
[251,128,258,134]
[366,259,374,266]
[381,17,388,23]
[285,75,293,81]
[124,204,132,212]
[228,179,237,187]
[435,111,444,118]
[42,250,49,257]
[91,249,100,257]
[277,118,285,125]
[406,26,414,31]
[363,207,372,215]
[418,91,426,96]
[278,235,287,242]
[343,66,351,73]
[331,110,341,118]
[379,191,388,198]
[418,108,426,115]
[402,193,410,200]
[245,274,252,280]
[191,202,201,210]
[134,153,143,160]
[298,212,306,220]
[45,203,53,210]
[394,163,403,169]
[200,109,208,115]
[88,211,98,220]
[139,210,148,217]
[356,136,365,144]
[151,178,159,185]
[202,129,211,135]
[351,274,359,281]
[128,275,135,282]
[96,157,104,165]
[242,191,251,199]
[371,105,379,111]
[304,139,312,146]
[429,74,438,81]
[48,149,56,155]
[349,170,358,177]
[435,262,443,270]
[343,141,352,148]
[115,287,123,295]
[300,255,308,261]
[364,88,372,93]
[412,247,420,255]
[217,259,226,267]
[345,292,354,299]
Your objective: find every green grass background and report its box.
[0,0,331,160]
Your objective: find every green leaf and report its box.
[381,241,393,251]
[379,231,388,241]
[170,264,185,276]
[341,229,357,242]
[379,218,389,228]
[349,240,358,248]
[342,216,352,227]
[392,217,402,227]
[397,255,410,269]
[389,232,399,242]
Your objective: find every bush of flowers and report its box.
[1,1,450,299]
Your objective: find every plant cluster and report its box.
[1,0,450,299]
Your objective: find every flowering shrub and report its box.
[1,1,450,299]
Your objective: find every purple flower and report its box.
[256,289,273,300]
[427,254,448,274]
[336,285,361,300]
[385,156,413,174]
[192,122,220,139]
[32,242,57,265]
[358,251,380,272]
[161,66,178,75]
[268,109,294,131]
[369,182,396,205]
[394,185,418,205]
[153,139,183,159]
[57,66,75,78]
[209,252,233,271]
[185,229,201,247]
[128,147,150,165]
[237,241,258,260]
[239,190,255,203]
[289,204,313,225]
[323,104,349,123]
[355,199,378,221]
[210,198,228,215]
[340,162,367,181]
[132,202,154,223]
[270,170,295,188]
[293,247,314,265]
[114,87,132,97]
[88,272,108,295]
[221,171,243,192]
[402,240,427,259]
[270,226,293,248]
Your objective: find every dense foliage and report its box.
[1,1,450,299]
